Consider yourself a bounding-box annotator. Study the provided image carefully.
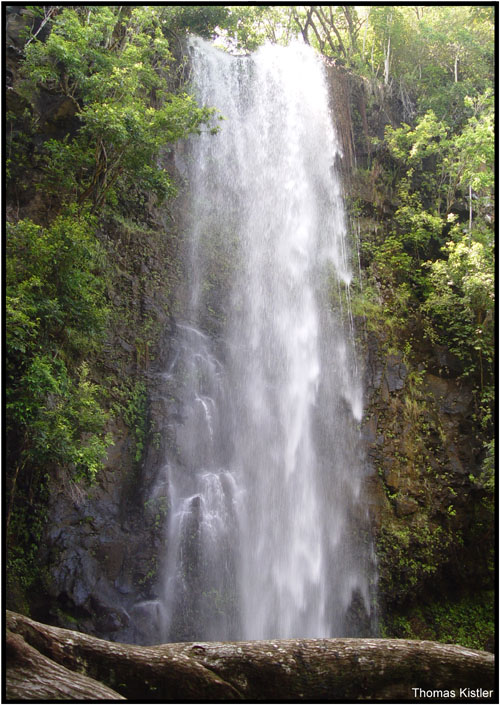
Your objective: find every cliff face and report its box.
[6,13,493,649]
[7,172,182,643]
[31,174,195,644]
[5,7,181,641]
[326,64,493,649]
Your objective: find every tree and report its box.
[6,611,495,701]
[17,6,216,211]
[424,237,494,393]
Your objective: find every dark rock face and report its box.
[5,7,36,49]
[17,205,180,642]
[34,232,179,643]
[38,445,157,643]
[32,89,80,136]
[423,374,473,417]
[394,496,419,517]
[384,354,408,393]
[360,335,489,621]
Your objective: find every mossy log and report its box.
[6,611,495,701]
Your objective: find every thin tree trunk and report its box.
[469,182,473,234]
[6,611,495,702]
[342,6,358,55]
[291,8,310,45]
[307,12,326,54]
[313,6,347,59]
[384,35,391,85]
[6,456,26,533]
[362,17,367,62]
[24,6,59,48]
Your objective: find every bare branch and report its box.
[25,6,60,49]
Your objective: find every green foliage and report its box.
[6,211,107,361]
[478,440,495,494]
[240,6,493,122]
[221,6,296,51]
[19,6,216,210]
[220,5,494,125]
[5,210,111,605]
[6,475,49,601]
[447,91,494,215]
[424,238,494,373]
[6,7,221,574]
[383,93,493,223]
[9,355,111,481]
[144,496,168,530]
[6,0,494,631]
[382,591,494,651]
[6,212,111,478]
[413,7,494,123]
[351,279,411,354]
[360,95,494,422]
[377,518,454,604]
[122,381,148,465]
[161,5,232,40]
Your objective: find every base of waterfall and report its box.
[6,611,494,702]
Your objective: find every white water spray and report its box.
[157,38,375,642]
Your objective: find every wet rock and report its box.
[5,87,31,114]
[94,541,126,581]
[90,596,130,633]
[364,332,384,391]
[114,577,133,595]
[30,89,80,136]
[5,8,34,48]
[431,345,463,377]
[423,374,473,415]
[129,600,165,644]
[384,466,403,492]
[361,414,378,445]
[394,497,419,517]
[39,450,163,643]
[344,588,372,636]
[384,353,407,392]
[446,443,466,475]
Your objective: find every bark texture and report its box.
[6,630,125,701]
[6,611,495,702]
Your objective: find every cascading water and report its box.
[155,37,376,642]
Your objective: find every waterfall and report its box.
[155,37,375,642]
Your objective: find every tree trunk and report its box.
[342,6,358,55]
[6,630,125,701]
[312,6,347,59]
[384,35,391,85]
[6,611,495,702]
[469,182,473,233]
[291,8,310,46]
[6,461,22,533]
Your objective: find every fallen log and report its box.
[6,630,125,701]
[6,610,495,701]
